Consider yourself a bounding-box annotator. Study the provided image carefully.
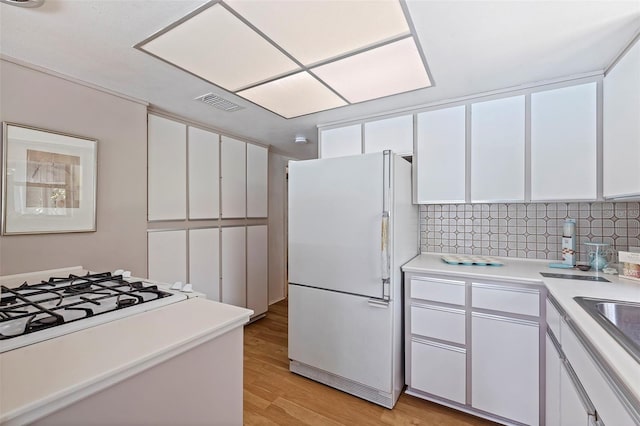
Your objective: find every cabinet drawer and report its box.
[411,305,466,344]
[410,339,466,404]
[472,282,540,316]
[546,298,562,339]
[410,276,465,305]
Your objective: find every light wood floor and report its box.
[243,299,497,425]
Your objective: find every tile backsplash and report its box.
[420,202,640,261]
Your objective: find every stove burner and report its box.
[117,298,137,308]
[0,294,17,306]
[65,282,92,293]
[29,315,62,331]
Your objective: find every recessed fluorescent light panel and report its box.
[137,0,432,118]
[238,72,347,119]
[312,38,430,104]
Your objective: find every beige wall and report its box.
[0,60,148,276]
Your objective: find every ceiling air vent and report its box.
[0,0,44,7]
[195,93,244,112]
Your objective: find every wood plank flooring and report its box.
[244,299,497,425]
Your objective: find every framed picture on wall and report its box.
[1,122,98,235]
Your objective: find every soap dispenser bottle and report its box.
[561,219,576,266]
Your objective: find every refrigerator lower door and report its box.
[288,284,395,408]
[288,152,387,299]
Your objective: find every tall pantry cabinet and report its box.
[146,114,269,320]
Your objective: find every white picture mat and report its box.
[2,123,97,234]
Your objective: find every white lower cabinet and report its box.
[406,273,543,425]
[148,230,187,285]
[545,296,638,426]
[188,228,220,301]
[546,299,600,426]
[247,225,268,318]
[559,316,634,426]
[471,313,539,425]
[221,226,246,308]
[219,225,268,319]
[546,334,562,426]
[560,362,593,426]
[411,339,466,404]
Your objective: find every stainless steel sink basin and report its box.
[574,297,640,363]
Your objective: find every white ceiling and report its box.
[1,0,639,160]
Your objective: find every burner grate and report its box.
[0,272,179,348]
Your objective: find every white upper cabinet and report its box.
[416,106,466,203]
[188,126,219,219]
[471,96,525,202]
[604,39,640,199]
[531,82,597,201]
[247,144,268,218]
[364,115,413,155]
[319,124,361,158]
[148,115,186,220]
[221,136,247,218]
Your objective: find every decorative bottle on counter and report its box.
[562,219,576,266]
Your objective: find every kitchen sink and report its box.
[574,297,640,363]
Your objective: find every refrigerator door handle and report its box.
[381,150,391,300]
[381,211,391,299]
[368,298,390,308]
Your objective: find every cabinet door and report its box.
[189,228,220,301]
[560,362,592,426]
[247,144,268,218]
[221,226,246,308]
[472,313,539,425]
[247,225,268,317]
[471,96,525,202]
[560,319,635,426]
[416,106,466,203]
[531,83,597,201]
[546,334,561,426]
[188,126,219,219]
[147,229,187,284]
[221,136,246,218]
[319,125,361,159]
[603,39,640,198]
[148,115,186,220]
[364,115,413,155]
[410,339,466,404]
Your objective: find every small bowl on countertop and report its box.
[576,264,591,271]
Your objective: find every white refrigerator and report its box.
[288,151,418,409]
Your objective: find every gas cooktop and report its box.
[0,272,187,353]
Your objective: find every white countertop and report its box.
[403,253,640,407]
[0,297,252,425]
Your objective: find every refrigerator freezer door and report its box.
[288,284,393,396]
[289,153,386,299]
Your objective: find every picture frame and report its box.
[1,122,97,235]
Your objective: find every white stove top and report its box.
[0,267,188,353]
